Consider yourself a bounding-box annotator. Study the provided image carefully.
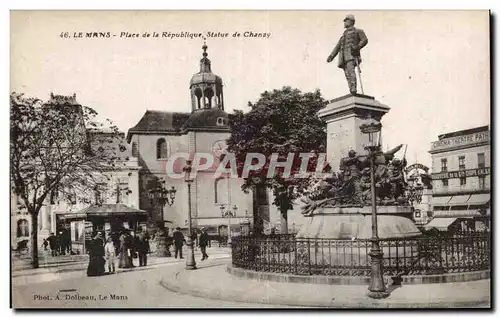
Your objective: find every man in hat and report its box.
[199,227,209,261]
[46,232,58,257]
[327,14,368,94]
[136,227,150,267]
[173,227,185,259]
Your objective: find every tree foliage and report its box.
[227,86,329,232]
[10,92,127,267]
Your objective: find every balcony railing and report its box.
[231,231,490,277]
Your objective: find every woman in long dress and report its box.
[87,232,106,276]
[118,231,133,268]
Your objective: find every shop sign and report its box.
[431,131,489,151]
[431,167,490,180]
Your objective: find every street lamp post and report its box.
[183,160,197,270]
[220,204,238,245]
[147,179,176,257]
[360,118,389,299]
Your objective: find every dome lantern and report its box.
[189,42,224,112]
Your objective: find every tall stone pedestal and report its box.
[318,93,390,171]
[310,93,421,241]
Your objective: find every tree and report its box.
[227,87,329,234]
[10,93,126,268]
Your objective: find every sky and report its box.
[10,10,490,169]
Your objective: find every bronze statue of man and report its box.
[327,14,368,94]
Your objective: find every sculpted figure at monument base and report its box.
[300,144,409,216]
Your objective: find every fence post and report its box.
[307,239,311,275]
[395,239,399,275]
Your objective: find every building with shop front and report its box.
[10,94,143,252]
[55,131,144,254]
[425,125,490,232]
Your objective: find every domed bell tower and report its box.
[189,43,224,112]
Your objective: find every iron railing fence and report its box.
[231,231,490,277]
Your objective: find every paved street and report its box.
[11,246,490,309]
[11,249,289,308]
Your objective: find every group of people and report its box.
[86,226,212,277]
[43,231,72,257]
[172,227,210,261]
[87,228,150,277]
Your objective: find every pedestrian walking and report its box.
[199,227,209,261]
[46,232,57,256]
[118,230,134,268]
[42,238,48,251]
[58,231,66,256]
[104,236,116,273]
[173,227,185,259]
[87,232,106,277]
[136,228,150,267]
[130,231,138,266]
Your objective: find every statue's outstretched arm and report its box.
[385,144,403,156]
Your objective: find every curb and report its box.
[13,258,184,278]
[227,265,491,285]
[13,255,232,282]
[158,264,491,308]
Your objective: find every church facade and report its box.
[127,44,280,236]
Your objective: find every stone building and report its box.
[426,125,490,232]
[127,44,278,237]
[10,94,142,252]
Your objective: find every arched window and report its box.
[17,219,29,237]
[156,138,169,159]
[204,88,214,108]
[131,142,138,157]
[194,88,203,109]
[215,178,229,204]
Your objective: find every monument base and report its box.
[296,206,421,239]
[318,93,390,171]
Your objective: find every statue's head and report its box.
[344,14,355,28]
[392,158,401,167]
[348,150,356,158]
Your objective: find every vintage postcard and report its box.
[10,10,490,309]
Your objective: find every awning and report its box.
[467,194,490,206]
[447,194,471,206]
[432,196,452,206]
[58,204,147,220]
[425,218,458,231]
